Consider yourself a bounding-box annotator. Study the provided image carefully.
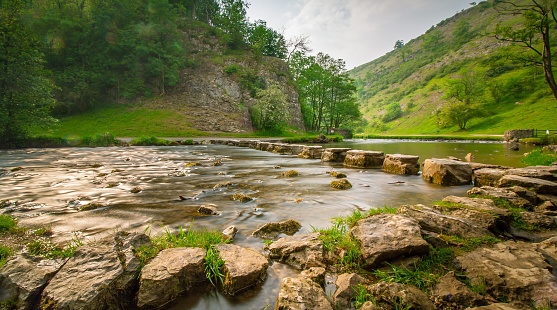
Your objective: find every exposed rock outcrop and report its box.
[350,214,429,268]
[266,233,324,270]
[217,244,268,296]
[40,232,150,310]
[365,282,435,310]
[274,276,333,310]
[422,158,473,186]
[431,271,485,308]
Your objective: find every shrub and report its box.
[224,64,241,75]
[522,149,557,166]
[130,136,172,146]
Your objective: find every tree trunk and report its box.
[541,21,557,101]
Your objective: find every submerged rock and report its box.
[137,247,207,309]
[251,220,302,239]
[330,179,352,190]
[274,276,333,310]
[350,214,429,268]
[197,204,220,216]
[280,170,299,178]
[422,158,473,186]
[0,255,66,310]
[40,232,150,310]
[217,244,268,296]
[231,193,254,203]
[267,233,324,270]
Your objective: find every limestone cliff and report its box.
[147,23,304,133]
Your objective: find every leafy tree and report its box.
[215,0,249,49]
[394,40,405,50]
[422,28,443,52]
[382,103,403,122]
[0,0,56,144]
[251,83,289,130]
[394,39,408,62]
[439,71,485,129]
[495,0,557,102]
[453,18,474,47]
[248,20,287,59]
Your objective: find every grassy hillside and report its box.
[350,0,557,136]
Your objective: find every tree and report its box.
[394,40,404,50]
[439,71,485,130]
[495,0,557,102]
[251,83,289,130]
[286,34,312,63]
[0,0,56,144]
[248,20,287,59]
[215,0,249,49]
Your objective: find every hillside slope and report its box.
[50,21,304,137]
[350,0,557,136]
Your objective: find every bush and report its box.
[130,136,172,146]
[382,103,403,122]
[224,64,241,75]
[522,149,557,166]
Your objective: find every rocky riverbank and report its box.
[1,140,556,309]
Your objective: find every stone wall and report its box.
[503,129,534,141]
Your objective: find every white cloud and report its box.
[247,0,472,69]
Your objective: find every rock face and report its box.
[432,271,485,308]
[251,220,302,239]
[267,233,324,270]
[321,148,352,163]
[0,255,66,310]
[498,175,557,195]
[383,154,420,175]
[366,282,435,310]
[343,150,385,168]
[455,241,557,308]
[350,214,429,267]
[137,247,207,309]
[422,158,473,186]
[473,168,507,187]
[217,244,268,296]
[439,196,510,233]
[467,186,533,210]
[398,204,494,238]
[40,232,150,310]
[274,276,333,310]
[333,273,367,309]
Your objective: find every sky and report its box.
[246,0,473,69]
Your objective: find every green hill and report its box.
[350,0,557,137]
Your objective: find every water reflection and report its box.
[0,141,523,309]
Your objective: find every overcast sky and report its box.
[246,0,473,69]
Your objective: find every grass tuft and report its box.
[521,149,557,166]
[0,214,18,233]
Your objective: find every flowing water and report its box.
[0,140,537,309]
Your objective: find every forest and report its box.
[0,0,360,145]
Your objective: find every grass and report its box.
[312,222,363,271]
[135,223,230,286]
[26,234,83,259]
[0,245,12,268]
[353,284,375,309]
[129,136,175,146]
[333,206,398,228]
[0,214,18,233]
[521,149,557,166]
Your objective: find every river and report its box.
[0,139,538,309]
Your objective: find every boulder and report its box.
[498,175,557,195]
[350,214,429,268]
[332,273,367,309]
[422,158,473,186]
[366,282,435,310]
[330,179,352,190]
[298,146,323,159]
[137,247,207,309]
[431,271,485,308]
[300,267,326,288]
[197,204,220,215]
[465,153,475,162]
[0,255,66,310]
[267,233,325,270]
[273,143,292,155]
[343,150,385,168]
[40,232,150,310]
[288,145,305,156]
[520,211,557,230]
[467,186,533,210]
[454,241,557,307]
[222,226,238,239]
[274,276,333,310]
[217,244,268,296]
[439,196,511,232]
[251,220,302,239]
[506,167,557,182]
[537,236,557,272]
[382,154,420,175]
[321,148,351,163]
[473,168,507,187]
[398,204,494,238]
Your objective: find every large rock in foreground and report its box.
[137,247,207,309]
[217,244,268,296]
[40,232,150,310]
[267,233,324,270]
[366,282,435,310]
[350,214,429,268]
[274,276,333,310]
[343,150,384,168]
[455,241,557,308]
[383,154,420,175]
[0,255,66,310]
[498,175,557,195]
[422,158,473,186]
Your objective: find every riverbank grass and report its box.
[521,149,557,166]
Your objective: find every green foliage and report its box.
[372,247,453,291]
[0,0,57,145]
[333,206,398,228]
[312,222,363,271]
[382,103,403,122]
[130,136,173,146]
[224,64,241,74]
[248,20,287,58]
[438,235,501,252]
[522,149,557,166]
[205,246,225,286]
[0,245,12,268]
[0,215,18,234]
[353,284,375,309]
[214,0,249,50]
[79,132,121,147]
[26,234,83,259]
